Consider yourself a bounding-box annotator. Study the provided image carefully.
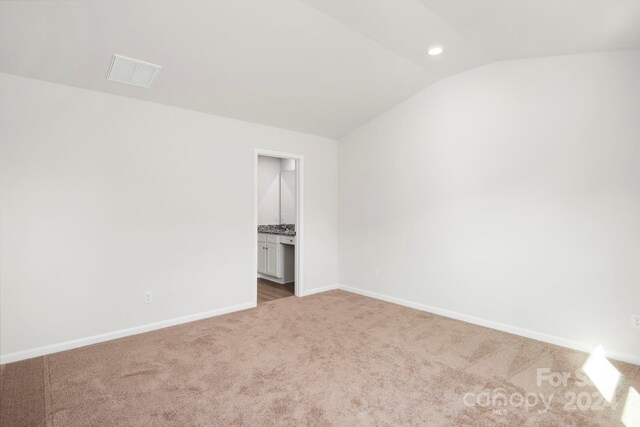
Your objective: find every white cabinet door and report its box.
[266,243,281,278]
[257,244,267,274]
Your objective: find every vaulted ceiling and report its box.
[1,0,639,138]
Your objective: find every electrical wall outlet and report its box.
[632,314,640,330]
[373,268,379,279]
[144,290,153,304]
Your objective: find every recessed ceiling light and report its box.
[428,46,444,56]
[107,54,162,88]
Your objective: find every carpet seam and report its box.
[29,360,35,426]
[43,356,53,427]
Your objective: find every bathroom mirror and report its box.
[280,170,296,225]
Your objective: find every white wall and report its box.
[339,51,640,361]
[280,158,296,172]
[0,73,338,359]
[258,156,282,225]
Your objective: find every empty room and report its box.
[1,1,639,426]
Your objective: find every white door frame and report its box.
[254,148,304,302]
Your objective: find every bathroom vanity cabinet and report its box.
[257,233,295,284]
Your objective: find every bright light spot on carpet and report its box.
[622,387,640,427]
[582,346,620,403]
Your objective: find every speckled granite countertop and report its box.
[258,224,296,236]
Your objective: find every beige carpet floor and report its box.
[1,290,639,426]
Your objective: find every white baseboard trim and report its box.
[0,301,256,365]
[339,284,640,366]
[4,286,638,367]
[299,283,340,297]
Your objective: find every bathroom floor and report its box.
[257,278,294,304]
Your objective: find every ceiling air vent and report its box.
[107,54,162,88]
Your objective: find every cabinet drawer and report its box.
[258,233,267,242]
[280,236,295,245]
[267,235,280,243]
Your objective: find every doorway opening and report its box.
[254,149,303,305]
